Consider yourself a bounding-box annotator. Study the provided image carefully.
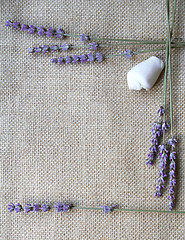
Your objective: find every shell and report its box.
[127,56,164,91]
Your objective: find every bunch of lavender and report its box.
[146,0,177,211]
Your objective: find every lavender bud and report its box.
[21,24,29,31]
[46,27,55,37]
[54,202,62,212]
[100,205,117,213]
[40,204,50,212]
[25,204,32,213]
[28,48,34,53]
[42,45,49,53]
[32,204,40,212]
[96,53,104,62]
[37,26,46,36]
[87,53,95,62]
[28,25,36,34]
[35,47,42,53]
[121,49,133,59]
[8,203,15,212]
[58,57,64,64]
[56,28,65,39]
[51,58,58,63]
[5,20,13,27]
[14,203,22,213]
[72,55,79,64]
[81,34,89,42]
[65,56,72,64]
[13,21,20,28]
[88,42,98,50]
[79,54,87,63]
[157,106,164,117]
[50,45,59,52]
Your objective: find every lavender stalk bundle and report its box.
[146,0,177,211]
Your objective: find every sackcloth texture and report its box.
[1,0,185,239]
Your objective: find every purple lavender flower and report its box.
[87,53,95,62]
[54,202,63,212]
[65,56,72,64]
[25,204,32,213]
[146,122,162,166]
[32,204,40,212]
[59,44,70,51]
[100,205,117,213]
[5,20,13,27]
[37,26,46,36]
[62,203,73,212]
[35,47,42,53]
[167,195,175,211]
[28,48,34,53]
[81,34,89,42]
[50,45,59,52]
[79,54,88,63]
[40,204,50,212]
[157,106,164,117]
[155,144,169,197]
[168,138,177,148]
[14,203,22,213]
[56,28,65,39]
[170,178,176,187]
[13,21,20,28]
[121,49,133,59]
[170,152,176,160]
[28,25,36,34]
[8,203,15,212]
[162,121,170,132]
[21,24,29,31]
[88,42,98,50]
[51,58,58,63]
[96,53,103,62]
[72,55,79,64]
[45,27,55,37]
[58,57,64,64]
[42,45,49,53]
[169,169,175,178]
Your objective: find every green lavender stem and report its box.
[64,33,185,46]
[170,0,177,38]
[167,0,174,138]
[71,206,185,214]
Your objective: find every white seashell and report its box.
[127,56,164,91]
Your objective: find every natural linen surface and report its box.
[1,0,185,239]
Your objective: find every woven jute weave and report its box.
[1,0,185,239]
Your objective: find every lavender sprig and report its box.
[155,144,169,197]
[167,138,177,211]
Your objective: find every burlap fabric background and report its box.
[1,0,185,239]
